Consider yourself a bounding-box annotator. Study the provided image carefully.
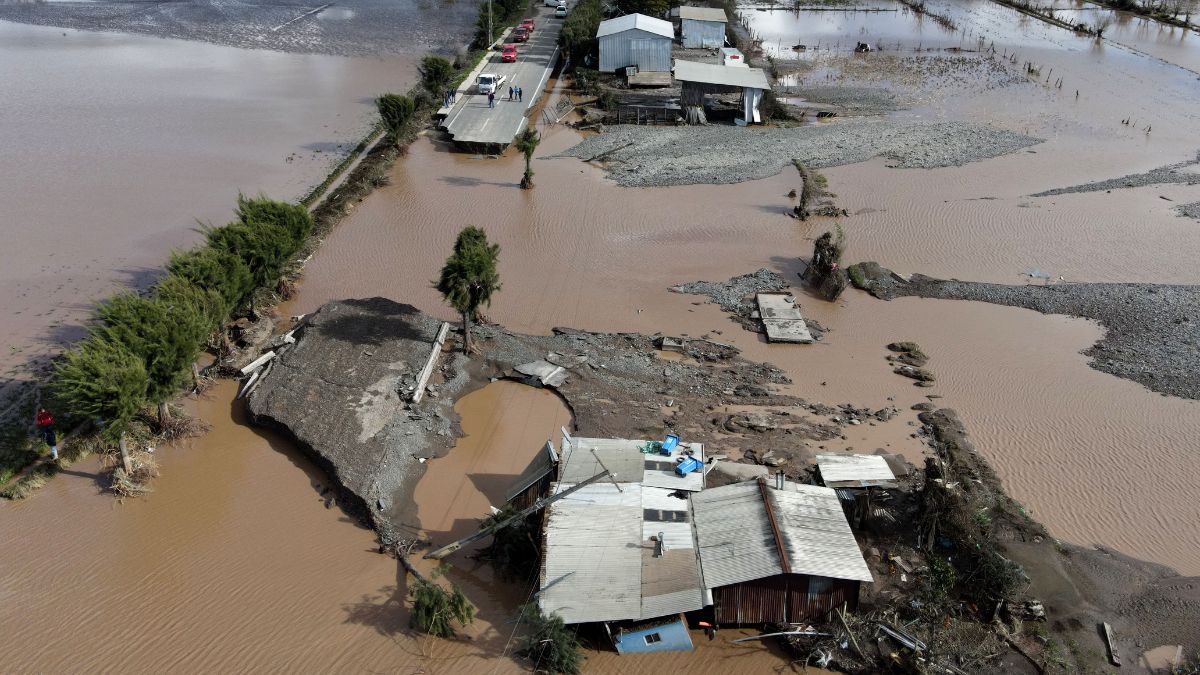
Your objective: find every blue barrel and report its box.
[675,456,703,476]
[661,434,680,454]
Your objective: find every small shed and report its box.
[692,478,874,624]
[612,614,693,653]
[597,14,675,73]
[673,58,771,124]
[679,6,728,48]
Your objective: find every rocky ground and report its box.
[848,262,1200,400]
[1178,201,1200,220]
[554,121,1041,187]
[1032,152,1200,197]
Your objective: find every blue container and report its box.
[675,456,703,476]
[661,434,680,455]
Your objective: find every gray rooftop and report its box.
[678,6,728,22]
[597,13,675,39]
[816,453,898,488]
[693,479,873,589]
[673,59,771,90]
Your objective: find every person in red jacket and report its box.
[36,408,58,461]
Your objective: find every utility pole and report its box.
[488,0,493,47]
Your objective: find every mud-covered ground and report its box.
[554,121,1041,187]
[0,0,477,56]
[849,262,1200,399]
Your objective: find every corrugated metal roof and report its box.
[540,483,643,624]
[673,59,771,90]
[678,6,728,22]
[504,441,555,502]
[597,13,675,39]
[560,437,647,483]
[692,481,781,588]
[640,548,705,618]
[816,453,897,488]
[692,480,873,589]
[642,442,705,492]
[768,485,875,582]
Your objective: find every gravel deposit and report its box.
[1177,201,1200,220]
[670,268,788,314]
[1032,152,1200,197]
[556,121,1042,187]
[848,264,1200,399]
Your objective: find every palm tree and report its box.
[515,128,540,189]
[435,227,501,354]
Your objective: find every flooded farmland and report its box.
[2,0,1200,671]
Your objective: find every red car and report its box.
[512,27,529,42]
[501,44,518,62]
[520,18,535,32]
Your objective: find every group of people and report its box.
[486,85,524,109]
[441,88,457,108]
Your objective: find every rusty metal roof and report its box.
[678,6,728,22]
[816,453,897,488]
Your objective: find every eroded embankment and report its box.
[247,297,914,544]
[849,263,1200,399]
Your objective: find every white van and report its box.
[477,73,506,95]
[555,3,568,16]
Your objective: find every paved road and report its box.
[443,4,563,147]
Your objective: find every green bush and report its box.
[559,0,603,64]
[376,94,417,147]
[419,55,455,97]
[411,570,476,637]
[206,196,312,291]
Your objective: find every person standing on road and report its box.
[507,85,514,101]
[518,87,523,102]
[488,91,495,108]
[36,407,58,461]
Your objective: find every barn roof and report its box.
[597,13,675,39]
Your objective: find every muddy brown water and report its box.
[4,1,1200,670]
[0,20,414,404]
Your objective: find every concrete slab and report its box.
[756,292,814,343]
[442,5,563,148]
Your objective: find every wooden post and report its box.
[118,431,133,475]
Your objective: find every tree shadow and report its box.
[439,175,520,189]
[343,578,412,638]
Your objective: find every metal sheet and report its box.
[674,59,771,89]
[816,453,897,488]
[599,30,673,73]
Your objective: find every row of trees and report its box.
[559,0,604,64]
[50,196,313,467]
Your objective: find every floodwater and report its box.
[4,0,1200,671]
[0,20,415,406]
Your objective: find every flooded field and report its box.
[3,0,1200,671]
[0,21,415,405]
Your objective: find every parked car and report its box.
[542,0,558,7]
[554,4,568,17]
[477,72,506,94]
[519,18,535,32]
[501,44,518,62]
[512,27,529,42]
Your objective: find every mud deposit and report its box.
[556,121,1042,186]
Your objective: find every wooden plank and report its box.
[410,322,450,404]
[239,350,276,375]
[1101,622,1121,667]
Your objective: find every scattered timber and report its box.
[410,322,451,404]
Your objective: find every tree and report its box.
[518,604,583,674]
[167,247,254,315]
[419,55,455,98]
[93,292,211,426]
[514,128,540,189]
[376,94,416,148]
[410,570,476,638]
[50,337,148,472]
[435,226,501,354]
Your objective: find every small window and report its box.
[643,633,662,645]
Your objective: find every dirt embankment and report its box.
[554,121,1041,187]
[848,262,1200,399]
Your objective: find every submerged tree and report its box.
[514,128,540,189]
[376,93,416,148]
[435,226,501,354]
[410,567,476,638]
[802,226,848,301]
[517,604,583,674]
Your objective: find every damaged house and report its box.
[536,434,873,654]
